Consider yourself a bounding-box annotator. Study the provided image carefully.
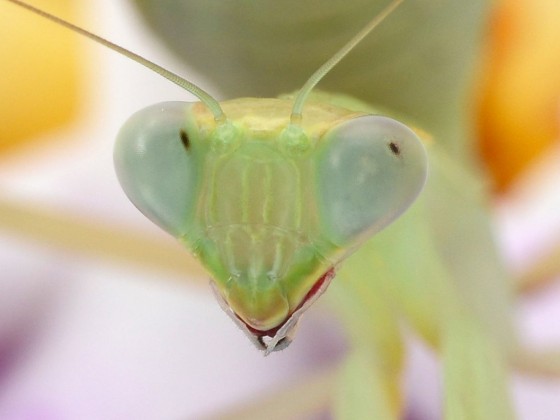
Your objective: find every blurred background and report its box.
[0,0,559,419]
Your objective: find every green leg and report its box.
[442,312,515,420]
[356,186,517,418]
[329,245,406,419]
[333,347,402,420]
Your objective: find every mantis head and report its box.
[8,0,425,353]
[113,99,427,353]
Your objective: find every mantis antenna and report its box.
[290,0,404,124]
[4,0,226,123]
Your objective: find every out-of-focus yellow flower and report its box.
[477,0,560,192]
[0,0,81,153]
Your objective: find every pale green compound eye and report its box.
[114,102,199,237]
[316,115,428,248]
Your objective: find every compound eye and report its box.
[114,101,200,237]
[315,115,428,248]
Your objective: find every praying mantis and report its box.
[4,0,560,418]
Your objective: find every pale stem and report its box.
[0,198,206,282]
[202,363,340,420]
[517,239,560,293]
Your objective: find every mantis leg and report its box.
[426,148,560,379]
[363,209,516,419]
[441,312,515,419]
[356,145,517,418]
[329,245,406,419]
[333,347,401,420]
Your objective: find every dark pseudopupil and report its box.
[389,141,400,155]
[180,130,190,150]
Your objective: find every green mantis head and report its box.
[8,0,423,353]
[114,98,427,353]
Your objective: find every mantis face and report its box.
[114,98,427,353]
[8,0,423,353]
